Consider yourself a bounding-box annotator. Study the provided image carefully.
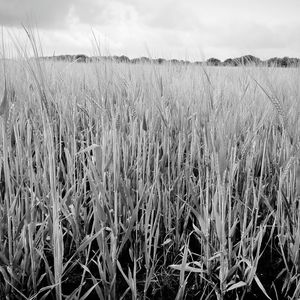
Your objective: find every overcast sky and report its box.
[0,0,300,61]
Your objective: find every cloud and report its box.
[213,23,282,49]
[142,1,202,31]
[0,0,77,28]
[0,0,300,60]
[207,21,300,59]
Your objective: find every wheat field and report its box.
[1,40,300,300]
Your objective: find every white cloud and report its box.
[0,0,299,60]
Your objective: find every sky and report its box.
[0,0,300,61]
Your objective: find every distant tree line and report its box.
[41,54,300,67]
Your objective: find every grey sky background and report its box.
[0,0,299,60]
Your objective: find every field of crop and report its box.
[0,41,300,300]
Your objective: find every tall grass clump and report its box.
[0,31,300,299]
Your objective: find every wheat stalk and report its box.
[116,113,121,131]
[0,79,9,119]
[5,102,15,146]
[252,77,287,130]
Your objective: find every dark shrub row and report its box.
[41,54,300,67]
